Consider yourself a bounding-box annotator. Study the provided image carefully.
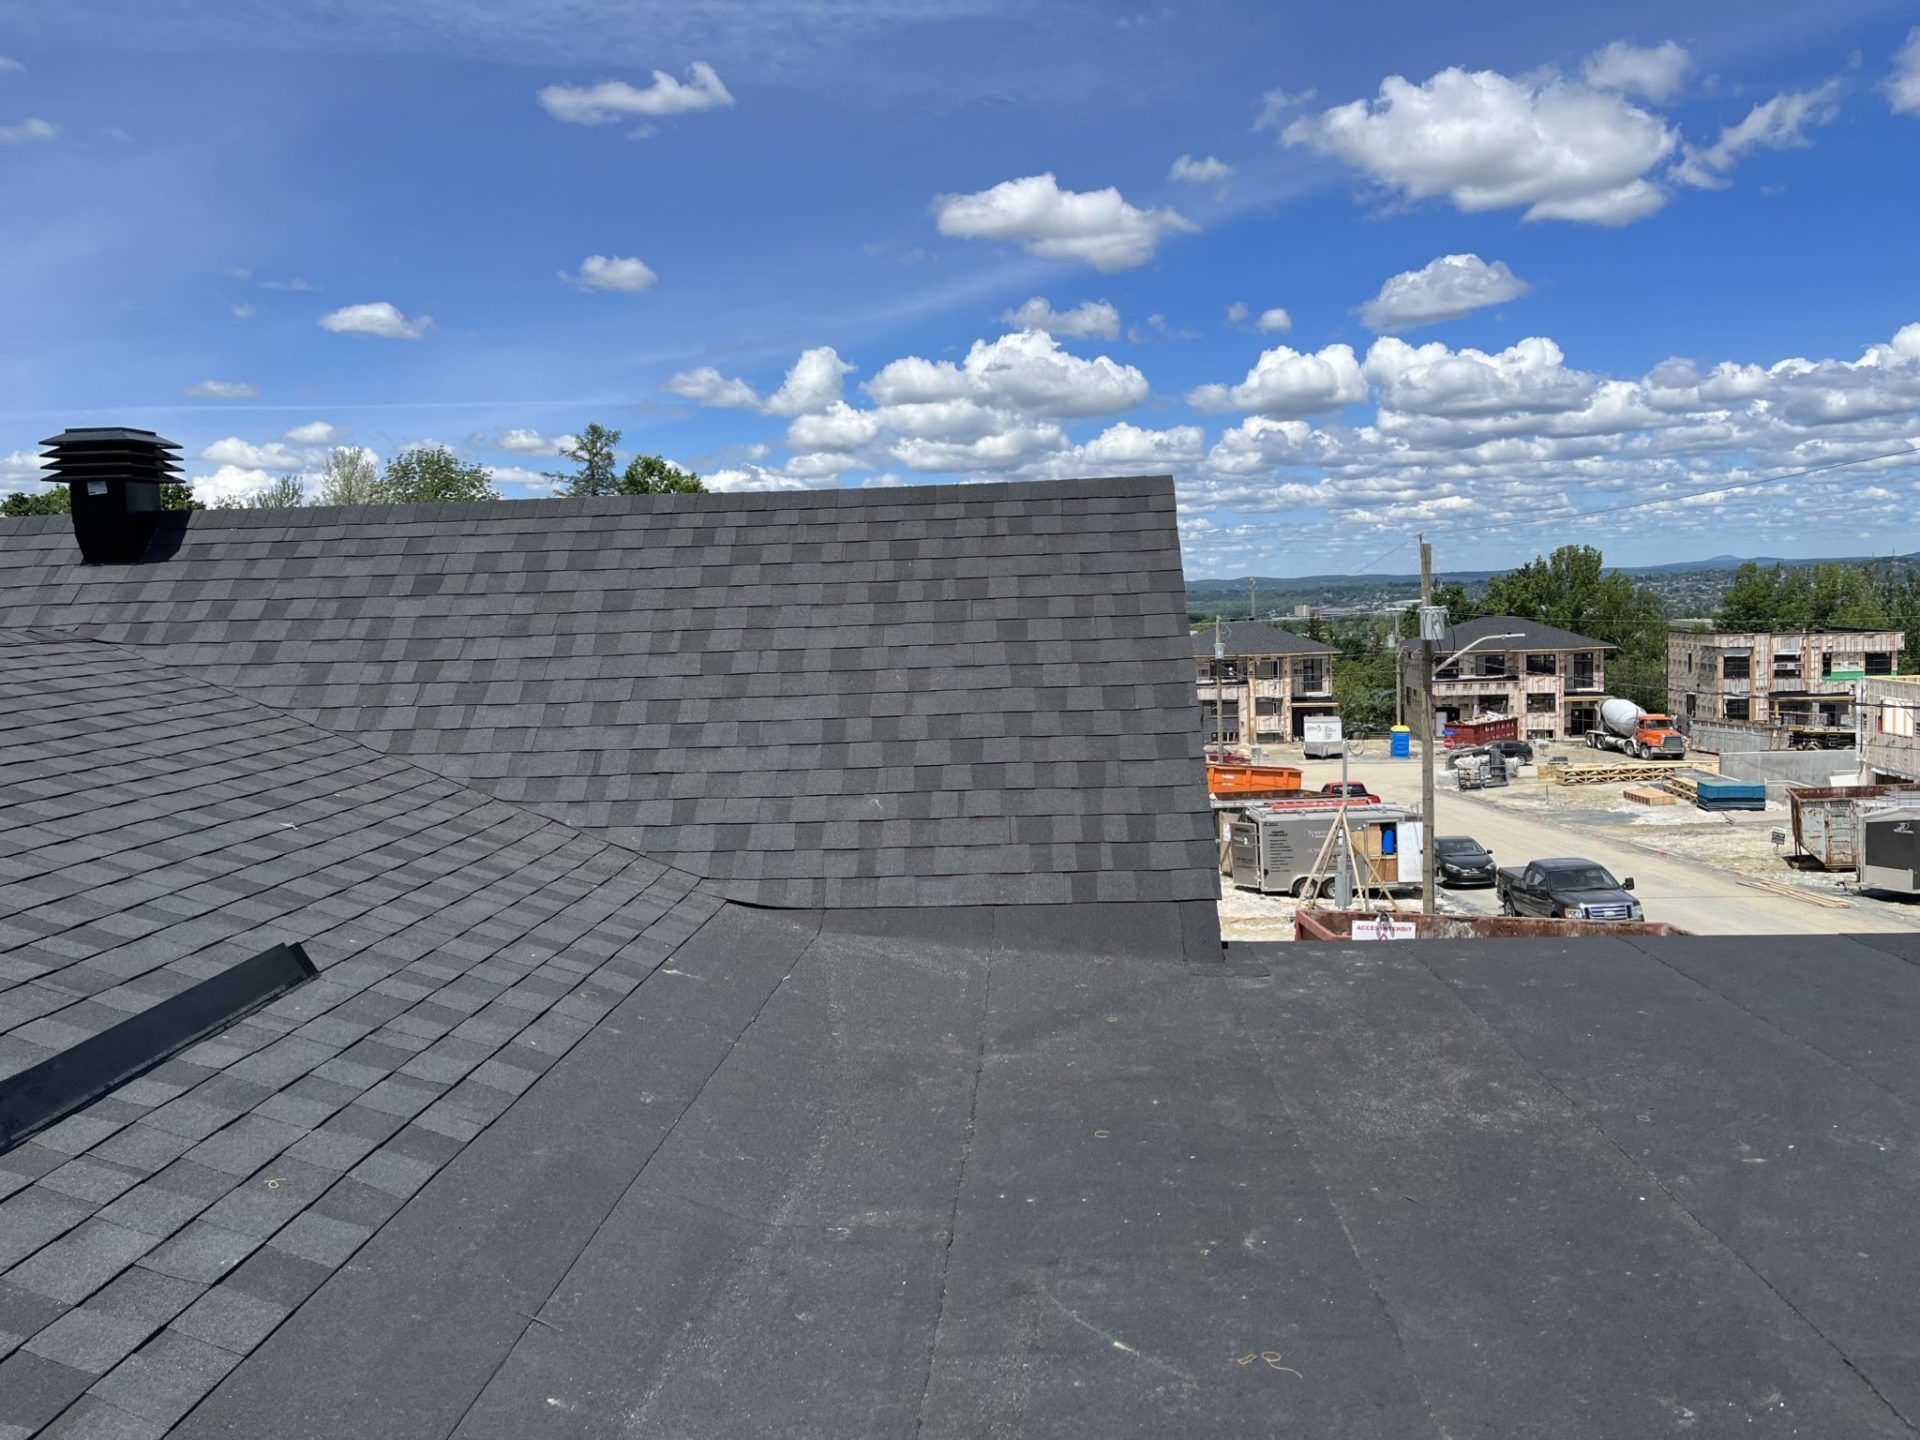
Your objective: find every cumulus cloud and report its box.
[1256,308,1292,333]
[538,63,733,124]
[1364,336,1598,417]
[1225,302,1249,324]
[0,117,54,144]
[1360,253,1530,332]
[1891,29,1920,114]
[662,367,762,409]
[191,465,285,504]
[998,296,1121,340]
[1582,40,1691,101]
[1672,81,1843,189]
[765,347,855,416]
[199,437,307,470]
[1282,62,1675,224]
[865,330,1148,418]
[319,302,431,339]
[1,448,46,492]
[931,173,1196,271]
[1169,154,1233,194]
[786,402,880,451]
[283,421,337,444]
[495,427,575,456]
[1186,343,1368,417]
[662,347,853,416]
[183,379,259,399]
[560,254,657,292]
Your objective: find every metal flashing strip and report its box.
[0,941,318,1155]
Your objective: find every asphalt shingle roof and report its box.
[1402,613,1616,654]
[0,476,1214,911]
[1189,620,1336,658]
[0,626,724,1429]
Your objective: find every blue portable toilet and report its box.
[1390,725,1411,759]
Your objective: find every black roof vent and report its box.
[41,426,183,564]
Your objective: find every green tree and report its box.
[551,423,623,496]
[619,453,705,494]
[380,446,496,504]
[240,475,307,509]
[1430,580,1481,625]
[315,447,381,507]
[2,486,70,517]
[159,482,202,512]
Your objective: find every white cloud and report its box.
[1253,87,1316,132]
[1169,154,1233,192]
[495,427,575,456]
[1064,422,1206,470]
[0,56,21,73]
[865,330,1148,418]
[662,367,760,408]
[931,173,1196,271]
[765,346,855,416]
[230,303,253,320]
[486,465,559,494]
[786,402,880,451]
[1364,336,1598,417]
[1256,308,1293,334]
[1672,81,1843,189]
[183,379,259,399]
[998,297,1121,340]
[1,448,46,491]
[1360,253,1530,332]
[1225,302,1249,324]
[193,465,283,503]
[1582,40,1691,101]
[1890,29,1920,114]
[538,63,734,124]
[560,254,657,292]
[319,301,431,340]
[1186,343,1368,417]
[283,421,338,444]
[0,117,54,144]
[199,437,306,470]
[259,277,314,292]
[1283,63,1675,224]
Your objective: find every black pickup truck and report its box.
[1495,857,1643,922]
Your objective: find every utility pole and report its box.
[1248,577,1256,622]
[1392,604,1403,728]
[1213,615,1225,754]
[1420,537,1436,916]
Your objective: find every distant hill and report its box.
[1187,551,1920,621]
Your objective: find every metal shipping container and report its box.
[1787,784,1920,870]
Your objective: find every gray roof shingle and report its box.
[0,476,1214,910]
[1190,620,1336,658]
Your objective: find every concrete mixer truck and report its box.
[1585,697,1686,760]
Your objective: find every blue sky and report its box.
[2,0,1918,576]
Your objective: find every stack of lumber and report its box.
[1664,774,1700,803]
[1624,785,1678,806]
[1551,761,1686,786]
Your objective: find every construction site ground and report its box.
[1218,741,1920,941]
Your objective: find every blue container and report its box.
[1390,725,1411,759]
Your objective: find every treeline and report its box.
[1711,560,1920,667]
[0,422,701,517]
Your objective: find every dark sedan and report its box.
[1435,835,1497,887]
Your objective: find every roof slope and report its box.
[0,476,1212,910]
[1189,619,1336,658]
[1405,613,1616,654]
[0,628,724,1431]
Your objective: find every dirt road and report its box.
[1282,751,1920,938]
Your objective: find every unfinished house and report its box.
[1668,627,1905,728]
[1193,620,1339,745]
[1862,674,1920,781]
[1399,616,1611,742]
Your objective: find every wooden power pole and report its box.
[1419,537,1436,916]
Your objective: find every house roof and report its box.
[1189,619,1336,658]
[6,476,1919,1438]
[0,476,1213,911]
[1403,613,1616,654]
